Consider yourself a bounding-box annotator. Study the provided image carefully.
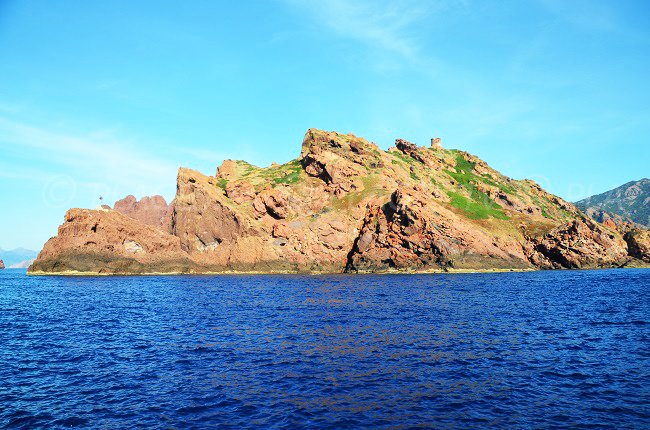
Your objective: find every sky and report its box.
[0,0,649,250]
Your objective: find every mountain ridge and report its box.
[29,129,650,274]
[0,248,38,268]
[575,178,649,227]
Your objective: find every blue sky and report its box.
[0,0,648,250]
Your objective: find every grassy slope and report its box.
[212,130,577,239]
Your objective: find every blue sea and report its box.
[1,269,648,429]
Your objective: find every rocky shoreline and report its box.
[29,129,650,275]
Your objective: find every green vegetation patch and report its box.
[444,153,509,220]
[272,165,302,186]
[390,151,415,164]
[444,154,475,186]
[216,178,228,190]
[241,159,304,188]
[445,153,515,195]
[447,190,509,220]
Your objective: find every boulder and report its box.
[253,188,289,219]
[226,180,256,204]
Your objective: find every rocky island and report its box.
[29,129,650,275]
[0,260,4,270]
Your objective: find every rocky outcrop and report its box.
[113,195,171,228]
[30,128,650,275]
[395,139,445,170]
[347,188,531,272]
[225,181,256,204]
[171,168,261,252]
[300,129,383,195]
[253,188,289,219]
[527,218,629,269]
[29,209,193,274]
[624,229,650,263]
[0,260,4,270]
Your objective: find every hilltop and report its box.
[30,129,650,274]
[576,179,649,227]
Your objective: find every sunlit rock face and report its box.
[113,195,171,228]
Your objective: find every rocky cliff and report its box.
[0,260,4,270]
[29,129,650,275]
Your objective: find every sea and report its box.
[1,268,648,428]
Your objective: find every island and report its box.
[29,129,650,275]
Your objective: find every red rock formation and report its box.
[395,138,445,170]
[30,209,193,274]
[113,195,171,228]
[602,218,617,230]
[29,128,650,275]
[528,218,629,269]
[347,188,531,272]
[225,181,256,204]
[300,129,383,195]
[253,188,290,219]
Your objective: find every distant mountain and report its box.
[9,259,36,269]
[575,179,650,227]
[0,248,39,268]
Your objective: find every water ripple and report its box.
[0,269,649,428]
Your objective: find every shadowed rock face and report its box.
[624,229,650,263]
[30,128,650,274]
